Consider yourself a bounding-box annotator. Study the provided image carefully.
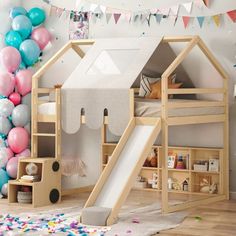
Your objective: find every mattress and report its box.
[38,98,224,117]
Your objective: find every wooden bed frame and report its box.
[8,36,229,213]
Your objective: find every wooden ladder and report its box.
[8,87,62,207]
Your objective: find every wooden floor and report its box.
[0,191,236,235]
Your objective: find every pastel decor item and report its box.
[9,92,21,106]
[21,93,31,109]
[0,169,10,190]
[0,99,14,117]
[182,16,191,28]
[24,123,31,134]
[15,69,32,96]
[19,40,40,66]
[15,148,31,158]
[6,156,19,178]
[28,7,46,26]
[0,46,21,73]
[4,147,14,160]
[1,183,8,196]
[7,127,29,153]
[10,7,27,19]
[5,30,23,49]
[26,162,38,175]
[0,116,12,135]
[31,27,51,50]
[19,61,26,70]
[12,104,30,127]
[12,15,32,40]
[0,148,9,168]
[0,72,15,97]
[227,10,236,23]
[0,136,6,148]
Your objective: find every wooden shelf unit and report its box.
[101,140,223,197]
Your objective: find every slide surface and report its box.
[82,118,161,226]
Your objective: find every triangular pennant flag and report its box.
[212,14,221,27]
[182,16,191,28]
[100,5,107,14]
[141,13,149,24]
[56,7,64,17]
[182,2,193,13]
[150,8,158,14]
[170,5,179,16]
[195,0,204,8]
[155,14,163,24]
[113,13,121,24]
[227,10,236,22]
[106,13,112,23]
[125,12,131,22]
[90,3,98,12]
[197,16,205,28]
[65,10,70,19]
[133,13,140,22]
[203,0,210,7]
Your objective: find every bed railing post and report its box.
[161,76,169,213]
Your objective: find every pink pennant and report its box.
[227,10,236,22]
[113,13,121,24]
[182,16,191,28]
[125,12,132,22]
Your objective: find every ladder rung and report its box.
[33,133,56,137]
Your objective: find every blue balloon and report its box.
[0,169,10,190]
[28,7,46,26]
[19,61,26,70]
[10,7,27,19]
[19,39,40,66]
[12,15,32,40]
[5,30,23,49]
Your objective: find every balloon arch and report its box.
[0,6,52,198]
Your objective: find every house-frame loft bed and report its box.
[8,36,228,220]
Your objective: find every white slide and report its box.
[81,117,161,226]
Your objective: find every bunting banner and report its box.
[43,0,236,29]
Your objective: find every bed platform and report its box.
[8,36,229,226]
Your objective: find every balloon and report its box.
[0,99,14,117]
[15,69,32,96]
[0,46,21,73]
[10,7,27,19]
[5,30,22,49]
[22,93,31,110]
[1,183,8,196]
[24,123,31,134]
[7,127,29,153]
[0,169,10,190]
[31,27,51,50]
[15,148,31,158]
[19,61,26,70]
[12,15,32,40]
[0,116,12,135]
[4,147,14,160]
[9,92,21,106]
[0,148,9,168]
[0,72,15,97]
[0,136,6,148]
[6,156,19,178]
[28,7,46,26]
[12,104,30,127]
[19,40,40,66]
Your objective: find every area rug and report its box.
[0,202,187,236]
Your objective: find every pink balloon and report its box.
[7,127,29,154]
[9,92,21,106]
[15,149,31,158]
[6,156,19,178]
[31,27,51,50]
[15,69,32,96]
[0,72,15,97]
[0,46,21,73]
[5,148,14,160]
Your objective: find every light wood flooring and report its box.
[0,191,236,236]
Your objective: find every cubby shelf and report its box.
[102,142,223,197]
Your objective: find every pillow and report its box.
[147,80,182,99]
[139,74,177,97]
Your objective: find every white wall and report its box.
[21,0,236,191]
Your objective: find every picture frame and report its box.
[167,155,176,169]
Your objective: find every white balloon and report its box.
[24,122,31,134]
[0,149,8,168]
[1,183,8,196]
[22,93,31,110]
[0,99,14,117]
[0,116,12,135]
[12,104,30,127]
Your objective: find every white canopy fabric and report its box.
[61,37,162,135]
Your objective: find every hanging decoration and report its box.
[43,0,236,29]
